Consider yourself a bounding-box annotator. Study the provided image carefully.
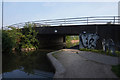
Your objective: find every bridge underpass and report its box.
[4,16,120,50]
[37,34,66,49]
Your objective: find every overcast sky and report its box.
[1,1,119,27]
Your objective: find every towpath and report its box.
[54,49,118,78]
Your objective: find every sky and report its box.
[1,1,119,28]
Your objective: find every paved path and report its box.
[54,49,118,78]
[78,51,119,65]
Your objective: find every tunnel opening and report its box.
[65,35,79,49]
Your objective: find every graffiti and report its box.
[79,31,99,49]
[79,32,117,55]
[102,39,116,55]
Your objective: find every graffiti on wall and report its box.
[102,39,116,55]
[79,31,99,49]
[79,31,116,55]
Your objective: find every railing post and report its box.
[46,22,47,26]
[113,16,115,24]
[87,17,88,25]
[64,19,66,25]
[119,16,120,24]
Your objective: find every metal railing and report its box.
[3,16,120,30]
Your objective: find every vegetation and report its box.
[79,48,120,57]
[20,24,39,49]
[66,36,79,48]
[2,30,15,54]
[2,23,39,54]
[7,26,23,50]
[66,36,79,42]
[2,25,54,76]
[111,64,120,77]
[52,50,63,59]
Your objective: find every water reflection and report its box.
[2,42,79,78]
[2,49,54,78]
[3,68,54,78]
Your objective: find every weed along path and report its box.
[51,49,118,78]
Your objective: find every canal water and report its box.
[2,49,55,79]
[2,42,78,79]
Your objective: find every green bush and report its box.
[66,36,79,43]
[7,26,23,50]
[2,24,39,54]
[20,23,39,49]
[2,30,15,54]
[111,64,120,77]
[66,36,79,48]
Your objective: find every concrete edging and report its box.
[47,50,66,78]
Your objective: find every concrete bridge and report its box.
[4,16,120,49]
[36,24,120,49]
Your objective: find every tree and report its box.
[7,26,23,50]
[2,30,15,54]
[20,23,39,49]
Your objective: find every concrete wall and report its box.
[35,25,97,35]
[35,24,120,36]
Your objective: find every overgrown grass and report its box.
[52,53,58,59]
[79,48,120,57]
[111,64,120,78]
[52,50,62,59]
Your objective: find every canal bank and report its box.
[47,50,66,78]
[2,38,79,79]
[47,49,118,78]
